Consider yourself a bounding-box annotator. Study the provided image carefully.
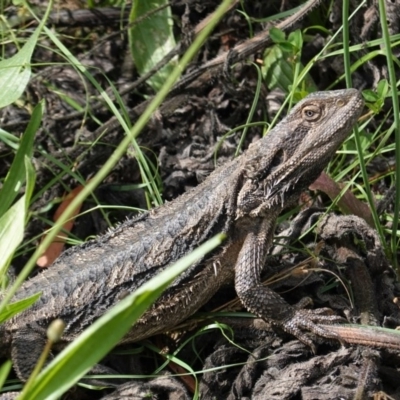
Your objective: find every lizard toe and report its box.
[281,308,347,351]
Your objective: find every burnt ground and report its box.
[2,0,400,399]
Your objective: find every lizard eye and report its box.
[302,105,321,121]
[336,99,345,107]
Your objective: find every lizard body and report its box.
[1,89,364,380]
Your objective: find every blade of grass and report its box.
[342,0,387,255]
[378,0,400,269]
[0,294,41,324]
[0,101,43,217]
[0,154,36,283]
[0,361,12,391]
[235,63,262,156]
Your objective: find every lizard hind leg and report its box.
[11,325,48,381]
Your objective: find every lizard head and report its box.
[283,88,364,157]
[237,89,364,217]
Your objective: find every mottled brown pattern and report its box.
[1,89,363,381]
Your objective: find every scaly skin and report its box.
[0,89,364,380]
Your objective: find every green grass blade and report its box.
[23,156,36,212]
[378,0,400,269]
[341,0,387,255]
[0,294,41,324]
[0,151,36,282]
[0,361,12,390]
[20,233,226,400]
[0,129,19,149]
[0,101,43,218]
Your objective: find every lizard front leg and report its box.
[234,217,344,350]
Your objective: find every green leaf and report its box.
[262,46,293,91]
[0,293,41,325]
[0,101,42,218]
[377,79,389,98]
[262,44,317,93]
[129,1,177,91]
[0,45,33,108]
[269,27,285,43]
[288,30,303,52]
[0,196,26,278]
[20,234,226,400]
[0,2,50,108]
[362,89,379,102]
[279,41,296,53]
[363,81,388,114]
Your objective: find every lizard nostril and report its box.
[270,149,285,171]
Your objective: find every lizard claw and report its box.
[281,308,347,352]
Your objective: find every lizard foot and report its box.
[281,308,347,353]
